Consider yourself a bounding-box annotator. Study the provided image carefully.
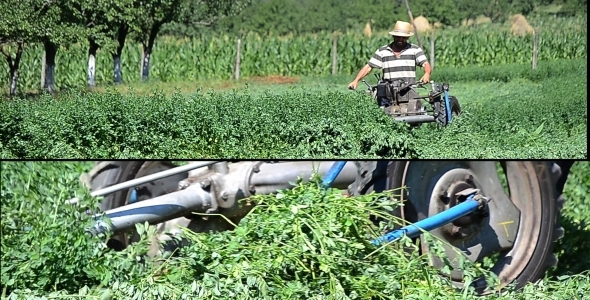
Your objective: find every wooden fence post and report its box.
[234,31,242,80]
[532,28,539,70]
[430,29,435,70]
[332,32,338,75]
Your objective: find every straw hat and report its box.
[388,21,414,37]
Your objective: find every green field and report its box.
[1,16,586,93]
[0,59,587,159]
[1,160,589,299]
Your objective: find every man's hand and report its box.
[419,73,430,84]
[420,62,432,84]
[348,81,358,90]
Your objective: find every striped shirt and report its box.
[368,43,428,84]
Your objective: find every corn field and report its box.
[1,17,586,92]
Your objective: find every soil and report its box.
[247,75,300,85]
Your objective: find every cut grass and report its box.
[1,160,589,299]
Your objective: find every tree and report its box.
[129,0,253,82]
[79,0,136,86]
[0,1,81,96]
[35,0,89,94]
[127,0,185,82]
[0,0,31,96]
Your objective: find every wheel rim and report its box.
[401,161,550,293]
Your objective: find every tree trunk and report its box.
[141,23,161,82]
[2,42,24,97]
[40,52,45,89]
[113,24,128,84]
[43,40,57,94]
[87,38,99,87]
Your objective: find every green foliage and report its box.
[550,161,590,277]
[80,0,135,54]
[0,59,586,159]
[431,57,586,83]
[1,161,201,296]
[170,180,469,298]
[2,161,589,299]
[0,161,137,294]
[0,87,415,159]
[163,0,587,36]
[1,16,585,92]
[0,0,86,45]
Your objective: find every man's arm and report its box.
[348,64,373,90]
[420,61,431,83]
[415,48,431,83]
[349,48,383,90]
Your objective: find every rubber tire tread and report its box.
[436,95,461,126]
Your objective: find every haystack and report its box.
[413,15,432,33]
[363,22,372,37]
[510,14,535,36]
[475,15,492,25]
[462,18,475,27]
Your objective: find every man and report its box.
[348,21,432,108]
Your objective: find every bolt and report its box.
[451,226,468,238]
[200,179,211,188]
[249,185,256,194]
[252,165,260,173]
[178,181,189,190]
[464,174,474,184]
[220,191,228,200]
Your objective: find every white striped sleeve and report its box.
[415,48,428,66]
[368,49,383,69]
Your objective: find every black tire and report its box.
[348,160,566,294]
[436,95,461,126]
[80,161,186,251]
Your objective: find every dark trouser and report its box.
[378,96,391,107]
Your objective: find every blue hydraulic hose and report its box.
[322,161,347,188]
[129,189,138,203]
[444,91,452,124]
[372,194,479,245]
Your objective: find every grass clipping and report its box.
[173,176,475,299]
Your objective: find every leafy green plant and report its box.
[1,59,586,159]
[0,161,181,297]
[1,161,589,299]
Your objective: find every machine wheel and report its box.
[348,161,566,294]
[436,95,461,126]
[80,161,192,252]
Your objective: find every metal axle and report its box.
[87,161,358,236]
[88,184,214,236]
[393,115,436,124]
